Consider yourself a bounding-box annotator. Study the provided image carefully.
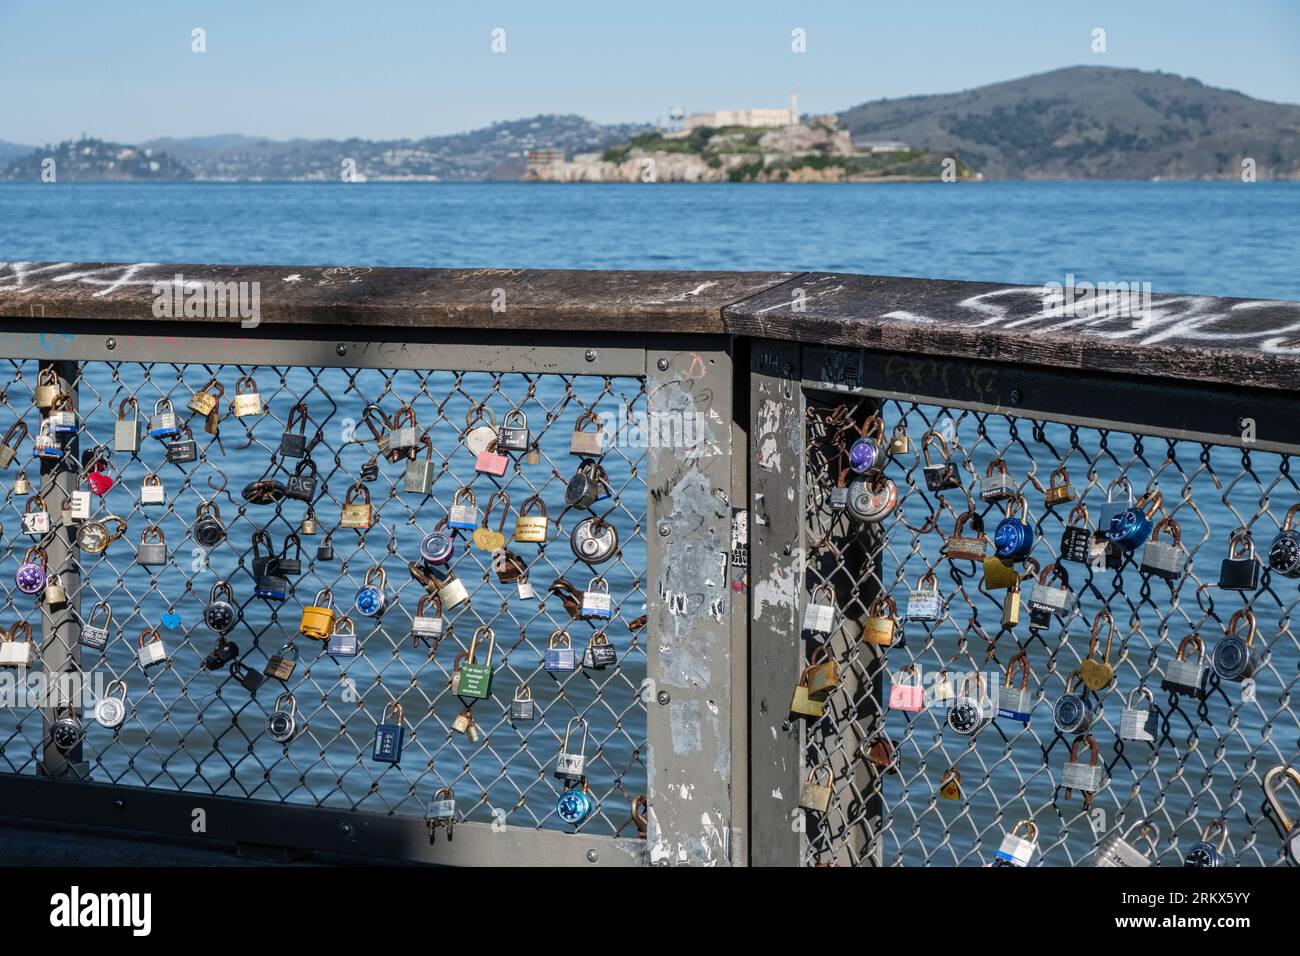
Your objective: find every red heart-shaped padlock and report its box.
[86,471,114,495]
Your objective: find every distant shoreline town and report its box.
[3,66,1298,182]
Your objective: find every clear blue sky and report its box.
[2,0,1297,145]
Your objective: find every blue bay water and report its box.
[1,181,1298,861]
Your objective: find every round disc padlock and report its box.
[52,715,85,752]
[1052,693,1091,734]
[419,530,455,566]
[556,787,593,825]
[267,711,295,742]
[204,601,239,634]
[95,697,126,729]
[570,517,618,565]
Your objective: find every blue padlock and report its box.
[556,779,594,825]
[847,415,886,475]
[325,615,359,658]
[993,496,1035,560]
[372,701,404,764]
[1106,490,1161,551]
[355,565,387,617]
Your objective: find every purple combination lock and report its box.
[15,548,47,594]
[848,438,878,474]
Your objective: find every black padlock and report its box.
[1219,528,1260,591]
[315,533,335,562]
[255,558,289,601]
[278,533,302,575]
[204,580,240,633]
[279,402,310,458]
[360,456,380,482]
[194,500,227,548]
[250,530,275,579]
[166,425,198,464]
[203,636,240,671]
[286,459,318,501]
[229,660,267,692]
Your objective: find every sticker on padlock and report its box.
[584,631,617,669]
[802,583,836,636]
[22,496,50,535]
[994,820,1039,867]
[232,375,263,417]
[48,392,78,434]
[426,788,456,842]
[906,572,941,622]
[456,626,496,699]
[447,487,478,531]
[32,420,62,459]
[166,424,198,464]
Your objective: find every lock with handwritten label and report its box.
[285,459,317,502]
[498,408,531,453]
[584,631,617,669]
[187,377,223,416]
[514,494,549,543]
[233,375,263,417]
[410,594,444,646]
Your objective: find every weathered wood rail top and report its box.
[3,261,1299,391]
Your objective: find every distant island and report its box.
[4,66,1298,182]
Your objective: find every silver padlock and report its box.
[994,820,1038,867]
[1161,634,1207,698]
[388,404,419,452]
[1026,562,1073,616]
[266,693,298,743]
[149,398,179,438]
[1118,687,1157,742]
[114,397,142,452]
[1093,822,1159,867]
[437,572,470,610]
[140,473,165,506]
[94,680,129,729]
[846,475,898,524]
[570,516,618,565]
[996,652,1034,723]
[554,717,589,779]
[0,622,36,667]
[569,410,605,457]
[448,487,478,530]
[1264,766,1300,866]
[905,572,941,622]
[580,577,612,619]
[979,458,1017,502]
[404,436,435,494]
[1139,517,1184,580]
[410,594,444,644]
[80,601,113,651]
[44,573,67,607]
[802,583,836,636]
[1060,735,1105,804]
[137,628,168,668]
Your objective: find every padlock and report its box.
[0,421,26,468]
[22,495,50,535]
[277,533,303,575]
[1107,489,1161,551]
[1219,527,1260,590]
[997,652,1034,723]
[498,408,531,453]
[204,583,241,635]
[1093,822,1159,867]
[340,482,373,529]
[581,577,613,619]
[202,636,240,671]
[1268,504,1300,578]
[64,489,90,524]
[514,494,549,543]
[79,600,114,652]
[798,766,834,814]
[1119,687,1158,742]
[1162,634,1208,698]
[939,768,962,801]
[921,430,963,491]
[888,422,911,455]
[149,397,179,438]
[15,547,48,594]
[1043,466,1075,506]
[1079,610,1116,691]
[472,491,511,552]
[947,675,990,736]
[372,701,405,764]
[0,622,36,667]
[992,494,1035,560]
[447,486,478,531]
[166,424,198,464]
[437,571,470,610]
[32,419,62,459]
[1061,734,1104,808]
[889,664,925,712]
[585,631,618,669]
[570,516,618,565]
[983,554,1018,590]
[829,469,850,511]
[51,705,86,753]
[76,514,126,554]
[865,733,898,776]
[1183,819,1230,867]
[326,614,359,657]
[137,628,168,668]
[906,571,942,622]
[1097,478,1133,532]
[277,401,310,458]
[359,454,380,482]
[510,685,536,721]
[1052,671,1094,735]
[1139,517,1183,580]
[569,409,606,457]
[994,820,1039,867]
[862,595,898,647]
[193,500,227,548]
[136,525,167,566]
[285,459,318,501]
[980,458,1016,502]
[232,375,263,417]
[250,529,275,578]
[293,587,336,642]
[555,717,589,779]
[1027,561,1073,623]
[494,548,529,587]
[263,642,300,682]
[355,565,387,617]
[1058,503,1095,564]
[361,403,392,458]
[187,377,223,416]
[419,523,455,568]
[457,626,496,699]
[47,391,78,434]
[804,644,840,699]
[846,474,898,524]
[299,508,319,536]
[404,435,435,494]
[1212,608,1258,682]
[426,788,457,843]
[474,437,509,477]
[114,397,141,452]
[139,472,165,506]
[33,367,60,408]
[565,459,611,510]
[254,558,289,602]
[946,510,987,562]
[847,415,886,475]
[450,702,474,734]
[266,692,298,743]
[557,779,595,826]
[463,406,499,458]
[229,660,267,692]
[94,680,129,729]
[789,663,825,718]
[544,630,576,672]
[1263,765,1300,866]
[44,573,67,607]
[85,453,114,496]
[315,532,335,562]
[802,582,837,636]
[12,470,31,495]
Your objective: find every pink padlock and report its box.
[474,446,509,477]
[889,664,925,712]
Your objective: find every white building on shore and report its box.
[684,91,799,131]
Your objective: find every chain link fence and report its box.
[796,393,1300,867]
[0,358,649,842]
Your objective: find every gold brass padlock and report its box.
[299,588,336,640]
[33,367,60,408]
[1079,609,1117,691]
[790,664,824,717]
[514,495,549,543]
[804,645,840,699]
[300,508,318,536]
[472,491,510,552]
[232,375,262,417]
[340,482,373,529]
[983,555,1018,590]
[888,422,911,455]
[188,377,223,416]
[862,595,897,646]
[12,471,31,495]
[45,573,68,607]
[1044,466,1076,506]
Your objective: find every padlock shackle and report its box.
[561,716,589,754]
[548,630,572,649]
[1066,502,1089,529]
[333,614,355,636]
[514,684,532,702]
[1226,608,1257,645]
[381,700,403,725]
[1175,634,1204,662]
[920,430,950,466]
[855,414,885,442]
[139,524,165,544]
[1126,686,1153,710]
[483,491,511,531]
[1088,610,1115,664]
[1068,733,1099,766]
[105,679,128,701]
[985,457,1008,477]
[519,493,547,518]
[952,509,985,537]
[1282,503,1300,532]
[138,627,162,647]
[1199,817,1229,851]
[1005,652,1030,691]
[1010,819,1038,842]
[345,482,371,506]
[1038,561,1069,587]
[7,621,32,643]
[1263,765,1300,832]
[85,600,113,628]
[1227,527,1254,560]
[1150,516,1181,546]
[1134,489,1162,519]
[867,594,897,620]
[467,625,496,664]
[273,692,297,718]
[363,564,387,590]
